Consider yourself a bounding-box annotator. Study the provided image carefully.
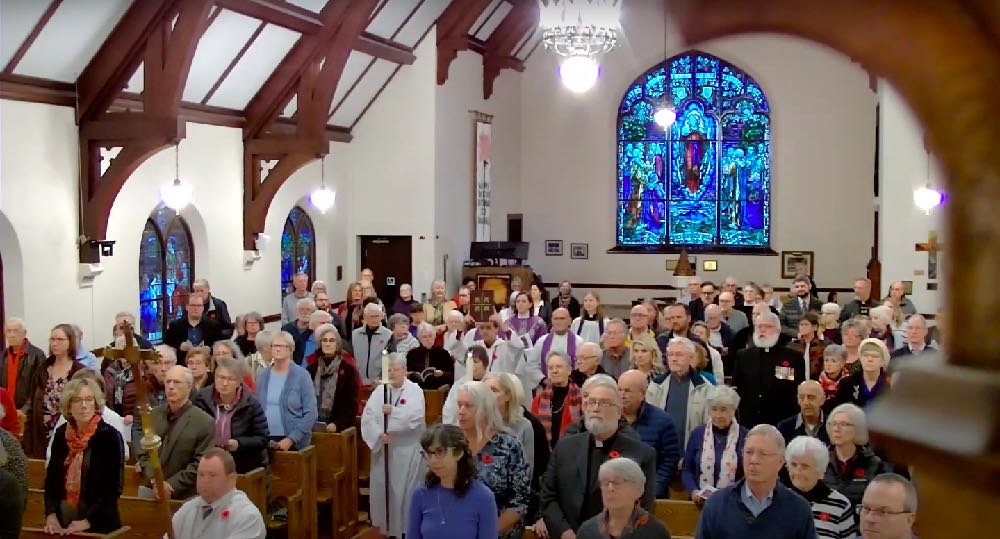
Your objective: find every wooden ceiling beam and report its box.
[436,0,494,84]
[2,0,64,75]
[356,33,416,65]
[483,0,538,98]
[242,0,378,250]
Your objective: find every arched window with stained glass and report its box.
[139,205,194,343]
[616,50,771,251]
[280,206,315,295]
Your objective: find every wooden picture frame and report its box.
[570,243,589,259]
[545,240,563,256]
[666,257,696,271]
[703,260,718,271]
[780,251,815,279]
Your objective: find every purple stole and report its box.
[576,315,604,336]
[540,332,577,376]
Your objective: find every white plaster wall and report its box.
[519,0,877,304]
[434,46,523,291]
[877,81,945,315]
[0,100,347,345]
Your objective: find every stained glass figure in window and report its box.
[280,206,316,295]
[139,205,194,343]
[617,50,770,250]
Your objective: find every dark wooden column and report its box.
[667,1,1000,537]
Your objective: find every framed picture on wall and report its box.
[780,251,815,279]
[571,243,589,259]
[545,240,563,256]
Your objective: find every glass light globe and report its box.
[160,178,192,211]
[654,106,676,128]
[913,186,943,214]
[559,56,599,93]
[310,187,336,213]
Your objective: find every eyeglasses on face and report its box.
[71,396,96,405]
[599,478,634,489]
[860,505,911,519]
[829,421,854,429]
[583,399,618,410]
[420,447,453,460]
[271,344,291,350]
[742,449,779,459]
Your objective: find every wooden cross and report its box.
[102,323,175,539]
[915,230,943,280]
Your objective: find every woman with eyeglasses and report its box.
[306,324,360,433]
[256,331,317,451]
[24,324,85,458]
[681,385,747,509]
[192,357,269,474]
[43,376,124,534]
[576,457,670,539]
[823,403,885,506]
[406,424,498,539]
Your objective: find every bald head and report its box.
[165,365,194,408]
[797,379,825,418]
[551,307,571,332]
[618,369,649,414]
[705,303,722,328]
[718,291,736,313]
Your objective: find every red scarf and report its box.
[532,382,582,443]
[64,414,102,506]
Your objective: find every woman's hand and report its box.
[531,518,549,539]
[276,437,294,451]
[65,519,91,534]
[382,403,393,415]
[224,439,239,451]
[44,514,64,534]
[325,422,338,433]
[123,414,133,426]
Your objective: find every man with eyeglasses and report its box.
[570,342,606,387]
[695,424,817,538]
[854,473,918,539]
[540,374,655,539]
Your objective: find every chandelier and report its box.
[539,0,621,57]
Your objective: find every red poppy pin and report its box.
[481,454,493,464]
[819,512,830,522]
[781,361,790,367]
[854,469,865,478]
[635,514,649,526]
[221,510,231,520]
[399,399,406,405]
[339,370,345,376]
[609,450,621,458]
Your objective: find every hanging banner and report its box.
[475,117,493,241]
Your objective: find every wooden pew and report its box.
[314,428,360,539]
[269,445,318,539]
[423,389,445,425]
[23,488,183,539]
[518,500,700,539]
[236,466,267,518]
[19,527,131,538]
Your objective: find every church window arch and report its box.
[280,206,316,295]
[139,205,195,343]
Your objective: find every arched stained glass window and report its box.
[280,206,315,294]
[139,205,194,343]
[616,50,771,251]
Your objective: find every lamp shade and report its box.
[559,55,599,93]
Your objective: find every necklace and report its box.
[436,489,456,524]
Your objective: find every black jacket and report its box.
[831,371,890,410]
[0,467,24,538]
[305,357,361,433]
[192,386,269,474]
[280,322,313,366]
[163,317,223,365]
[204,296,233,339]
[0,340,45,412]
[776,413,831,446]
[823,445,885,505]
[732,344,806,428]
[550,296,582,319]
[404,346,454,390]
[45,420,124,532]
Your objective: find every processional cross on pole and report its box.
[915,230,943,281]
[102,322,176,539]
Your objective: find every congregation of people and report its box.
[0,270,930,539]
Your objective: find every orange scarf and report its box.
[64,414,101,506]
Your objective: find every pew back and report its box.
[314,428,360,539]
[269,445,318,539]
[18,527,131,538]
[23,488,183,539]
[424,389,445,425]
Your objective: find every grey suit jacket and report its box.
[351,325,393,384]
[780,296,824,337]
[134,402,215,499]
[540,430,657,537]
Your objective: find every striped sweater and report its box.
[792,482,857,538]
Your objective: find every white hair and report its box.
[155,345,178,365]
[313,323,339,345]
[869,305,892,323]
[785,435,830,471]
[820,303,841,316]
[667,336,696,356]
[705,384,741,409]
[598,457,646,486]
[254,330,274,351]
[296,297,317,311]
[213,340,245,363]
[193,278,210,289]
[387,313,409,329]
[446,309,465,322]
[386,352,407,368]
[456,381,507,440]
[581,374,622,405]
[114,312,136,324]
[747,424,786,454]
[4,317,25,331]
[309,310,332,324]
[827,403,869,444]
[273,331,296,353]
[756,311,781,327]
[363,303,383,316]
[417,322,436,337]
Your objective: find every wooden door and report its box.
[359,236,412,307]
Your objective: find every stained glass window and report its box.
[617,51,771,251]
[280,206,316,295]
[139,205,194,343]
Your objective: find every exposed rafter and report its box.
[242,0,379,250]
[436,0,494,85]
[483,0,538,99]
[76,0,215,263]
[216,0,415,64]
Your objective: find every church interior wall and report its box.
[516,0,878,305]
[877,81,946,314]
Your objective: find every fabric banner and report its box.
[475,119,492,241]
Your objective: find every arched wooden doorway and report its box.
[664,1,999,536]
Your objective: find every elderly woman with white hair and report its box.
[833,338,890,409]
[681,385,748,507]
[361,353,426,538]
[386,313,420,356]
[819,303,842,345]
[407,322,454,390]
[307,324,361,433]
[256,330,317,451]
[840,318,869,374]
[785,436,857,538]
[823,403,885,506]
[456,381,530,538]
[576,458,671,539]
[868,305,902,351]
[234,311,265,356]
[246,330,273,381]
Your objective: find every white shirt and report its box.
[46,406,130,463]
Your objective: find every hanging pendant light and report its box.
[559,55,600,93]
[653,0,675,128]
[913,152,943,214]
[160,144,192,211]
[310,157,336,213]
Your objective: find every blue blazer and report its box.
[256,364,318,449]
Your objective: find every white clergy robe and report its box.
[526,331,584,376]
[169,489,265,539]
[569,316,609,346]
[361,380,426,537]
[450,333,536,407]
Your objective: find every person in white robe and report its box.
[526,308,585,386]
[170,448,265,539]
[442,345,489,424]
[569,291,611,345]
[443,310,469,379]
[452,316,537,407]
[361,353,426,537]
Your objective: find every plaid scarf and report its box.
[818,368,848,401]
[533,382,582,443]
[595,506,654,539]
[64,414,102,506]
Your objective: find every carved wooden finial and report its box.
[674,247,695,276]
